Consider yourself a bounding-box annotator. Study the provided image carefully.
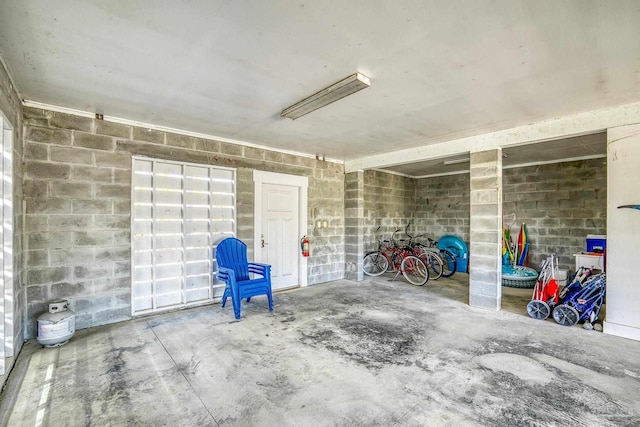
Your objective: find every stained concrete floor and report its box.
[1,273,638,426]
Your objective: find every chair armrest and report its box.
[217,266,236,283]
[248,262,271,277]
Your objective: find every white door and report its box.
[261,183,299,290]
[254,170,308,289]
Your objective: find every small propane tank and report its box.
[36,300,75,348]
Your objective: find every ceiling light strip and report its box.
[281,72,371,120]
[414,170,471,179]
[442,158,470,166]
[502,154,606,170]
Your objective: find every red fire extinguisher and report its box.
[300,235,310,257]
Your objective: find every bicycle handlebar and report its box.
[404,223,427,244]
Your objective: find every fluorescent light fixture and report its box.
[442,158,470,166]
[281,72,371,120]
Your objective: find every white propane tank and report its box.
[36,300,75,347]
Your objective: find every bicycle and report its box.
[404,225,444,280]
[403,222,457,278]
[386,230,429,286]
[363,228,429,286]
[362,226,390,276]
[422,237,457,278]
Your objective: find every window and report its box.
[131,157,235,315]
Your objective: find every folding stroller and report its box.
[553,272,606,327]
[526,255,559,320]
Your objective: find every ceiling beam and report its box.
[345,101,640,173]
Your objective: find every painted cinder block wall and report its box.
[0,58,25,376]
[22,107,345,337]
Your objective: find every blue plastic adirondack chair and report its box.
[215,237,273,319]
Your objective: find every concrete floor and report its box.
[1,274,638,426]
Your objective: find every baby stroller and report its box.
[526,255,559,320]
[553,271,606,327]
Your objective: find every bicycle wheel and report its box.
[363,252,389,276]
[401,255,428,286]
[421,251,443,280]
[440,249,457,278]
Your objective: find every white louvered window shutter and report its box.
[131,157,235,315]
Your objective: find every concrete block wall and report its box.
[23,109,133,335]
[0,58,25,377]
[22,107,344,337]
[469,150,502,310]
[236,168,255,257]
[363,170,417,248]
[362,170,470,248]
[309,160,345,283]
[344,171,364,281]
[414,173,470,244]
[502,157,607,271]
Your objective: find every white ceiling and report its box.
[0,1,638,168]
[380,132,607,177]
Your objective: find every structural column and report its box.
[469,149,502,310]
[344,171,364,281]
[604,124,640,341]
